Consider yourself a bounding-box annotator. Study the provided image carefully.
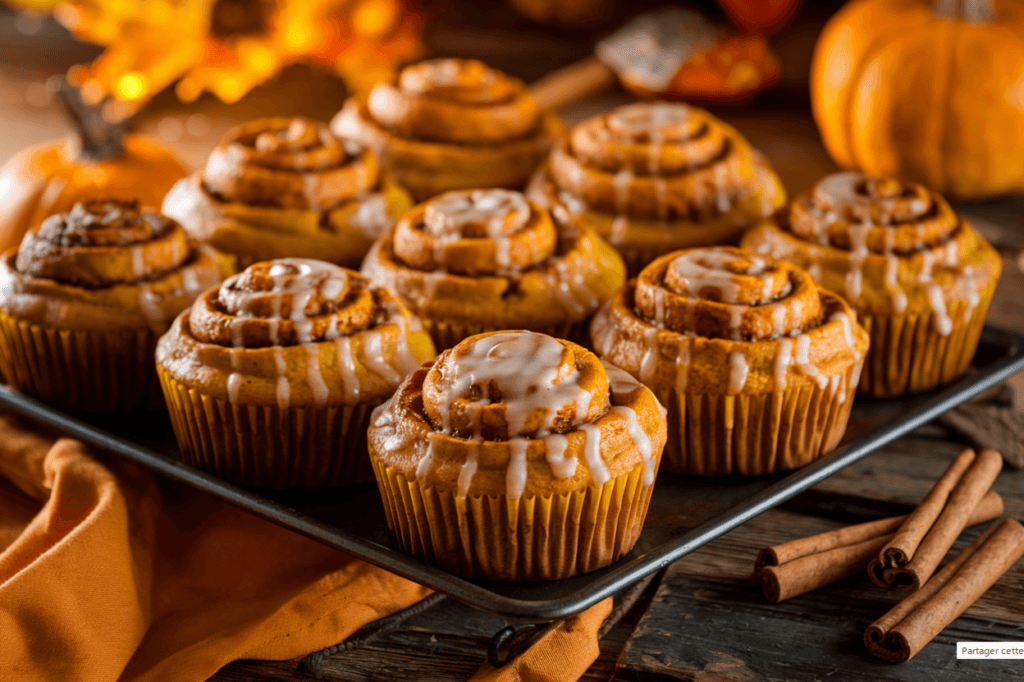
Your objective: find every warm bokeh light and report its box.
[116,72,146,100]
[4,0,423,111]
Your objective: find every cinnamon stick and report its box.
[865,519,1024,663]
[874,449,1003,590]
[754,491,1002,603]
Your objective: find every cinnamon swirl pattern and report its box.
[163,117,413,269]
[156,258,436,488]
[331,58,564,202]
[742,172,1001,397]
[368,331,666,580]
[0,199,228,412]
[363,188,626,350]
[591,247,868,476]
[528,102,786,276]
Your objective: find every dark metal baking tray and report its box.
[1,326,1022,625]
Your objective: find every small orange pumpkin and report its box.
[0,88,186,254]
[811,0,1024,200]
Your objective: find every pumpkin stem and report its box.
[933,0,994,21]
[56,79,132,162]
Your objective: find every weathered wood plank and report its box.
[615,571,1024,682]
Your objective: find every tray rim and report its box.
[1,325,1022,623]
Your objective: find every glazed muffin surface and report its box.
[592,246,868,475]
[742,172,1001,396]
[368,330,667,580]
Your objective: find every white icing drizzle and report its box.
[335,337,361,400]
[770,303,788,338]
[829,311,855,351]
[727,351,749,395]
[422,189,530,270]
[457,441,480,498]
[639,327,661,384]
[506,438,530,499]
[667,249,770,304]
[380,299,421,377]
[227,349,243,404]
[884,254,909,314]
[927,282,954,336]
[227,373,243,405]
[543,434,577,480]
[349,193,392,241]
[581,423,609,486]
[274,346,291,409]
[807,263,823,285]
[774,338,792,391]
[960,266,980,321]
[829,373,841,403]
[917,251,953,336]
[415,434,435,480]
[793,334,828,389]
[844,223,870,302]
[360,330,403,384]
[610,405,655,485]
[675,342,691,392]
[434,332,593,438]
[305,343,329,406]
[943,239,959,267]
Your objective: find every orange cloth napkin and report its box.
[0,413,611,682]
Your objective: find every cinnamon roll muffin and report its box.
[742,172,1001,397]
[528,102,786,276]
[362,188,625,350]
[163,117,413,268]
[368,330,667,580]
[0,200,230,412]
[331,58,564,201]
[591,246,868,476]
[156,258,436,488]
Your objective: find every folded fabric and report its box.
[0,413,609,682]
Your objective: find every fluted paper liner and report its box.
[158,365,376,488]
[858,293,992,398]
[0,311,160,412]
[371,457,654,581]
[422,317,592,352]
[662,360,862,476]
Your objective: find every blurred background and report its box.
[1,0,1022,310]
[0,0,835,180]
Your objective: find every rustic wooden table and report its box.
[2,4,1023,681]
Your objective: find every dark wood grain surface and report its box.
[2,4,1024,681]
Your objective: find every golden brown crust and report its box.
[331,59,564,201]
[592,247,868,398]
[528,102,786,273]
[741,172,1002,397]
[361,189,626,346]
[368,331,667,499]
[156,259,436,407]
[163,117,413,268]
[0,200,229,333]
[742,172,1002,321]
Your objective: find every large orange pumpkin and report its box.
[0,88,186,254]
[811,0,1024,200]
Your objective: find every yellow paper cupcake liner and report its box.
[157,366,376,488]
[857,295,992,398]
[371,457,655,581]
[662,360,862,476]
[0,312,159,412]
[422,317,593,352]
